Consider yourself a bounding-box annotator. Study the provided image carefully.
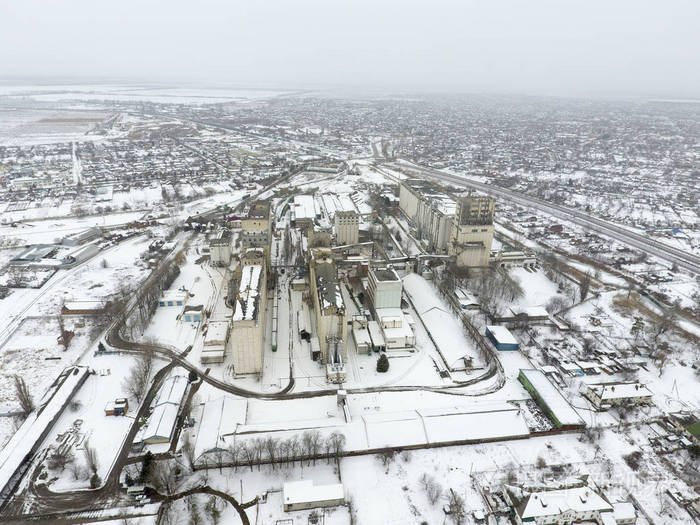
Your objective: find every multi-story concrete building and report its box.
[308,248,347,366]
[448,195,494,267]
[334,210,359,245]
[241,201,271,249]
[209,230,232,267]
[399,179,456,253]
[367,267,402,309]
[399,180,495,267]
[228,249,267,374]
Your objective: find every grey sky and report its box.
[1,0,698,97]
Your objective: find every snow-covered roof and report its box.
[510,306,549,318]
[314,261,344,312]
[161,289,188,302]
[352,328,372,345]
[293,194,316,221]
[63,300,106,311]
[142,403,179,442]
[587,382,653,400]
[613,502,636,521]
[283,480,344,506]
[194,396,248,460]
[519,369,585,428]
[204,321,229,345]
[486,325,518,345]
[0,367,89,495]
[367,321,385,346]
[153,375,188,407]
[506,484,612,520]
[233,264,262,322]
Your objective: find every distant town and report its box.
[0,85,697,525]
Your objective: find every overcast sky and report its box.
[1,0,698,97]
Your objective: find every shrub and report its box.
[90,473,102,489]
[376,354,389,373]
[623,450,642,470]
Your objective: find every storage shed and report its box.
[485,325,519,351]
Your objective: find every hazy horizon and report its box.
[1,0,699,99]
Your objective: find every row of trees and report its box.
[195,431,347,472]
[122,259,181,339]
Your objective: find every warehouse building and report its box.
[61,227,102,246]
[283,480,345,512]
[486,325,519,351]
[228,250,267,374]
[141,374,188,445]
[292,194,317,229]
[518,369,585,430]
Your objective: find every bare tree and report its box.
[228,443,240,471]
[327,431,346,465]
[204,496,222,524]
[420,473,443,506]
[13,375,34,415]
[7,267,23,288]
[239,441,255,472]
[47,446,75,471]
[579,272,592,302]
[308,430,322,465]
[69,461,86,481]
[264,436,278,470]
[181,432,195,471]
[83,440,99,475]
[288,435,300,467]
[122,349,154,402]
[151,460,178,495]
[447,489,467,525]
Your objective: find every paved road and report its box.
[390,161,700,275]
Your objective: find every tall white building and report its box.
[209,230,232,267]
[399,179,456,253]
[448,195,494,267]
[334,210,359,245]
[367,267,402,309]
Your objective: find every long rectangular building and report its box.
[228,250,267,374]
[399,179,455,253]
[518,369,585,430]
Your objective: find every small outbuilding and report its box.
[104,398,129,416]
[283,480,345,512]
[485,325,519,351]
